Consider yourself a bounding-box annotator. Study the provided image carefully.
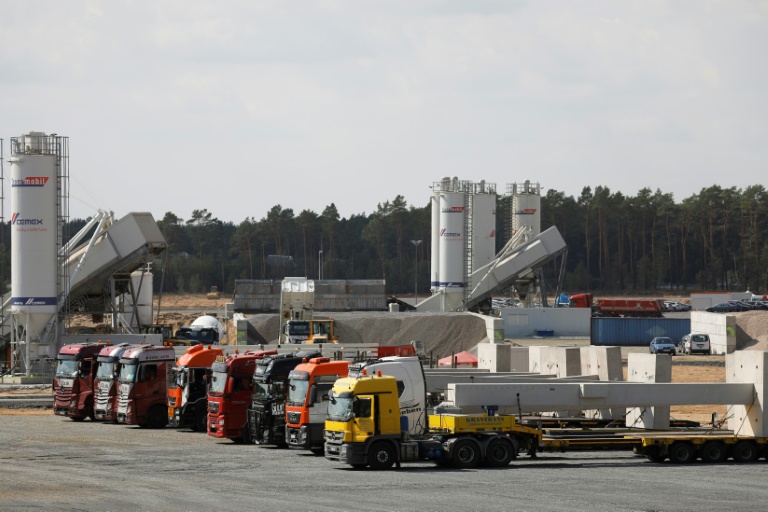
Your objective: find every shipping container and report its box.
[591,318,691,347]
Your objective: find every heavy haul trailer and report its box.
[247,351,321,446]
[53,343,103,421]
[632,433,768,464]
[116,345,176,428]
[324,373,542,469]
[207,350,278,442]
[93,343,132,422]
[167,344,223,431]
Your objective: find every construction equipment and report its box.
[278,278,315,343]
[569,293,665,318]
[207,286,221,300]
[93,343,133,422]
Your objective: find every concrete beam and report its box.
[446,382,754,411]
[626,353,671,429]
[727,350,767,437]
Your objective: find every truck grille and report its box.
[287,412,301,424]
[209,401,219,414]
[324,430,344,443]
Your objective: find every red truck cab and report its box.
[116,345,175,428]
[207,350,277,442]
[53,343,103,421]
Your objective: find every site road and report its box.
[2,415,768,512]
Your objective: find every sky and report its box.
[1,1,766,224]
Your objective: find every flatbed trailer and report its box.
[628,431,768,464]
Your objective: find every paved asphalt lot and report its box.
[2,414,767,512]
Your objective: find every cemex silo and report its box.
[508,181,541,242]
[428,177,496,312]
[8,132,68,374]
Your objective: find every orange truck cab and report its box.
[168,344,223,431]
[93,343,132,422]
[53,343,103,421]
[207,350,277,442]
[286,357,350,451]
[116,345,176,428]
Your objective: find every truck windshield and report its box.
[168,367,185,391]
[118,363,138,383]
[327,392,353,422]
[95,361,116,380]
[253,383,280,401]
[288,380,309,405]
[210,370,228,395]
[55,359,78,377]
[287,323,310,335]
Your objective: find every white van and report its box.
[679,333,711,355]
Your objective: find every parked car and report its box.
[663,301,690,312]
[649,337,677,355]
[706,302,745,313]
[679,333,711,355]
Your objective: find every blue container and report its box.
[591,318,691,347]
[536,330,555,337]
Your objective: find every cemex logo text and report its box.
[441,206,465,213]
[515,208,537,215]
[11,176,49,187]
[11,213,43,225]
[440,229,461,238]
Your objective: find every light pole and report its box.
[318,249,323,280]
[410,240,422,305]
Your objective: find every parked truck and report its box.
[323,358,543,469]
[278,277,315,343]
[53,342,103,421]
[168,344,223,431]
[93,343,133,422]
[116,345,176,428]
[286,357,351,451]
[207,350,278,442]
[247,351,321,446]
[569,293,664,318]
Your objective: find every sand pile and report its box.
[733,311,768,350]
[242,312,488,359]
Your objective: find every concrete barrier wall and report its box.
[692,311,736,354]
[501,308,590,338]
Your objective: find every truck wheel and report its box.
[730,440,758,463]
[193,408,207,433]
[451,440,481,469]
[147,405,168,429]
[368,442,396,470]
[241,424,253,444]
[645,447,666,463]
[484,439,515,467]
[668,442,695,464]
[700,441,727,463]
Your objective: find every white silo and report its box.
[119,270,154,330]
[470,181,496,271]
[429,179,446,292]
[437,180,465,294]
[510,181,541,239]
[9,132,60,355]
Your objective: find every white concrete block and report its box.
[727,350,767,437]
[477,343,511,373]
[626,353,672,429]
[509,347,530,373]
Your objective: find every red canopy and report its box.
[438,351,478,367]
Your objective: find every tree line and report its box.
[2,184,766,297]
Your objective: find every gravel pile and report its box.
[243,312,489,358]
[733,311,768,350]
